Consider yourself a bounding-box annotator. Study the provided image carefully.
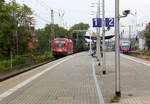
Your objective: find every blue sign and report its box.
[92,18,102,27]
[105,18,115,27]
[91,37,97,40]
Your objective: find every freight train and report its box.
[51,38,73,58]
[51,37,89,58]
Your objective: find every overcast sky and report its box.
[6,0,150,33]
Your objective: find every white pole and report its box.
[102,0,106,74]
[96,0,101,66]
[115,0,121,97]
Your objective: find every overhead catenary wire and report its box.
[33,13,50,23]
[36,0,51,11]
[14,0,66,28]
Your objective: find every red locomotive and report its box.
[52,38,73,58]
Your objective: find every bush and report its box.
[0,60,10,70]
[0,56,28,71]
[43,51,53,59]
[131,45,138,51]
[34,51,53,62]
[0,52,54,72]
[12,56,27,66]
[136,50,150,54]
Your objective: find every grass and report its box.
[137,55,150,60]
[110,95,121,103]
[135,50,150,54]
[131,50,150,61]
[0,63,37,76]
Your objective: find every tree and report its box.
[0,0,4,6]
[35,29,49,55]
[0,1,34,60]
[69,22,90,37]
[0,2,16,59]
[144,23,150,50]
[17,4,34,27]
[69,23,90,52]
[36,24,68,54]
[44,24,68,39]
[16,4,34,54]
[35,23,90,54]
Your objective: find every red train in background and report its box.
[51,38,73,58]
[111,40,131,54]
[120,40,131,54]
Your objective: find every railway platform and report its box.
[1,52,150,104]
[0,52,104,104]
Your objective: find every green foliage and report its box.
[34,52,53,63]
[35,29,49,55]
[69,23,90,52]
[0,55,27,70]
[5,55,27,70]
[0,60,10,70]
[136,50,150,54]
[35,22,90,54]
[144,23,150,50]
[0,2,16,59]
[17,4,34,26]
[70,22,90,37]
[0,52,53,72]
[0,1,34,60]
[43,51,53,59]
[16,4,34,54]
[36,24,69,54]
[144,30,150,50]
[131,45,138,51]
[110,95,121,103]
[44,24,68,39]
[13,55,27,65]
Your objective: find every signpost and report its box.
[92,18,115,27]
[92,18,102,27]
[92,17,115,74]
[105,18,115,27]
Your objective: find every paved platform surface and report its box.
[97,52,150,104]
[113,96,150,104]
[0,52,103,104]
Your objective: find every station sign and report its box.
[92,18,102,27]
[105,18,115,27]
[92,18,115,27]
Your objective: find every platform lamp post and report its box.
[90,12,95,55]
[96,0,101,66]
[90,2,97,55]
[90,1,102,66]
[115,0,131,97]
[102,0,107,74]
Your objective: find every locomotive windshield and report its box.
[55,40,65,47]
[122,45,129,48]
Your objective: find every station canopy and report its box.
[84,32,114,40]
